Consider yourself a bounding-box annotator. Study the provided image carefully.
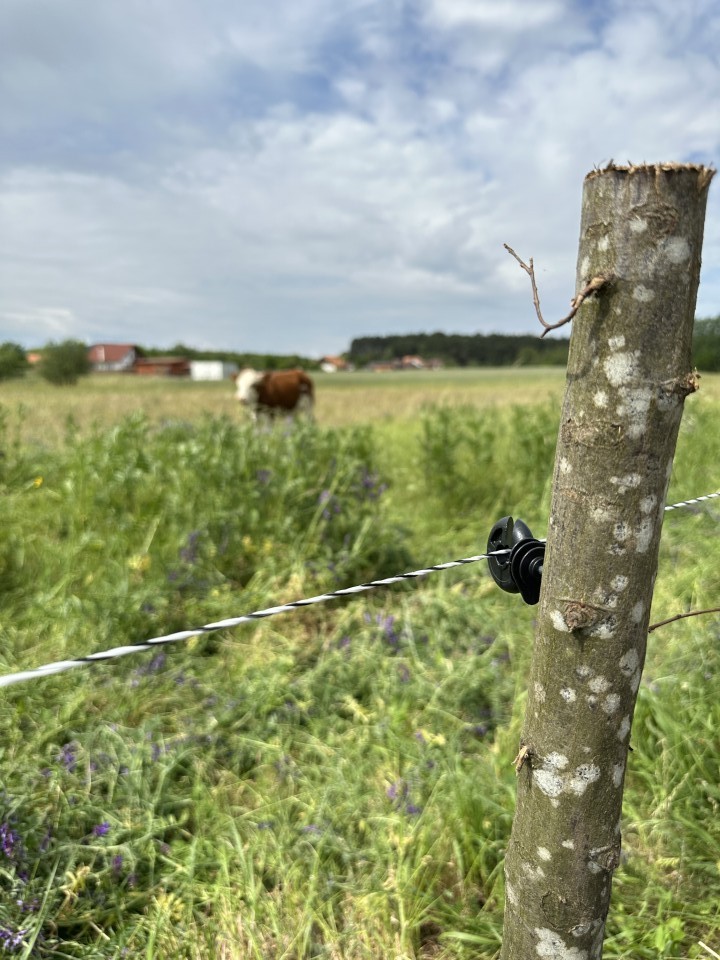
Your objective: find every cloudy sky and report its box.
[1,0,719,356]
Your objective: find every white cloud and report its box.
[0,0,718,355]
[424,0,566,31]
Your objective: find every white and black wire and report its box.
[0,491,717,689]
[0,551,509,688]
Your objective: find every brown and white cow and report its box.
[233,368,315,420]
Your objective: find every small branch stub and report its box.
[504,242,610,337]
[512,744,532,773]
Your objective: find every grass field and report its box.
[0,368,570,443]
[0,368,719,958]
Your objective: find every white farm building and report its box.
[190,361,239,381]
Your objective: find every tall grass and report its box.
[0,386,718,958]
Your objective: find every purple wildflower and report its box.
[386,780,407,802]
[0,927,26,952]
[58,743,77,773]
[405,804,422,816]
[92,822,110,837]
[131,653,167,681]
[16,898,39,914]
[358,468,388,500]
[179,530,201,564]
[378,614,399,647]
[491,649,511,667]
[0,823,19,859]
[112,854,124,876]
[149,652,166,672]
[469,723,489,738]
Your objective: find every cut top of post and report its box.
[585,161,715,192]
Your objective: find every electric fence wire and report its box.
[1,491,718,689]
[661,491,720,511]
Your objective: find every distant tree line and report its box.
[2,320,719,385]
[350,320,720,369]
[348,331,571,367]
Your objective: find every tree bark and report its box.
[500,163,714,960]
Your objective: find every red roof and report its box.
[88,343,136,363]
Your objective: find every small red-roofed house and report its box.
[88,343,139,372]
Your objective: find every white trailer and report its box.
[190,361,239,381]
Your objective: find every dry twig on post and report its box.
[504,242,610,338]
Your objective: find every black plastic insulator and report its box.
[487,516,545,606]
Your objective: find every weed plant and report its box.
[0,395,718,958]
[418,401,559,533]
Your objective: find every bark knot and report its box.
[658,370,700,400]
[588,843,622,874]
[563,602,602,632]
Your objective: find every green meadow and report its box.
[0,369,719,958]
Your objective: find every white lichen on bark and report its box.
[500,164,713,960]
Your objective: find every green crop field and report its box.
[0,369,719,958]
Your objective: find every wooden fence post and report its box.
[500,164,714,960]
